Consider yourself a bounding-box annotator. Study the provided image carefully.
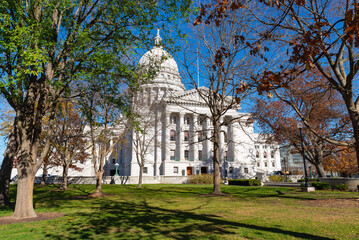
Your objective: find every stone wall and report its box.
[319,178,359,191]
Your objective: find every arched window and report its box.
[263,151,267,158]
[256,151,259,158]
[184,131,189,141]
[170,130,176,141]
[271,150,274,158]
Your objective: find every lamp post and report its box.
[114,163,119,176]
[297,122,310,188]
[283,157,287,182]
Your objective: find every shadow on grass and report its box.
[44,197,334,240]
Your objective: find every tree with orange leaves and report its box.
[254,69,351,177]
[323,147,359,177]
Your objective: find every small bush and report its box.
[228,179,261,186]
[187,174,213,184]
[300,182,331,190]
[335,184,349,191]
[311,182,331,190]
[269,175,284,182]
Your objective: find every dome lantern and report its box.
[138,30,185,93]
[154,29,162,47]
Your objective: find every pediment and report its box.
[164,87,239,108]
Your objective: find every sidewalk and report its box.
[264,182,301,187]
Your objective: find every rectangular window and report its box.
[272,162,275,167]
[184,150,189,160]
[170,150,175,160]
[244,167,248,173]
[170,116,177,124]
[265,162,268,167]
[143,167,148,174]
[198,150,202,160]
[197,132,202,142]
[170,130,176,141]
[173,167,178,173]
[257,162,260,167]
[229,167,233,174]
[184,131,189,141]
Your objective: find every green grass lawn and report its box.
[1,184,359,239]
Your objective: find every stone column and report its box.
[219,118,224,162]
[204,117,211,161]
[155,110,162,176]
[178,113,184,161]
[228,118,235,162]
[192,114,198,161]
[163,111,170,162]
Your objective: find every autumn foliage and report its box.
[323,147,359,177]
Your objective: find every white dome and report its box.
[138,31,185,92]
[138,47,180,74]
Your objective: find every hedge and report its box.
[311,182,331,190]
[335,184,349,191]
[187,174,214,184]
[228,179,261,186]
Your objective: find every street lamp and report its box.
[283,157,287,182]
[114,163,119,176]
[297,122,310,188]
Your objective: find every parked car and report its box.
[10,175,18,183]
[269,171,292,176]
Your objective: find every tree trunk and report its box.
[40,162,48,187]
[60,163,69,190]
[0,130,18,206]
[138,165,143,188]
[212,121,221,195]
[93,171,104,195]
[213,158,221,194]
[12,172,36,218]
[314,163,326,178]
[344,97,359,171]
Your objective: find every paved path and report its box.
[264,182,301,187]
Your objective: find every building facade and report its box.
[103,32,282,181]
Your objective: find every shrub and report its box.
[228,179,261,186]
[269,175,284,182]
[335,184,349,191]
[187,174,213,184]
[300,182,331,190]
[311,182,331,190]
